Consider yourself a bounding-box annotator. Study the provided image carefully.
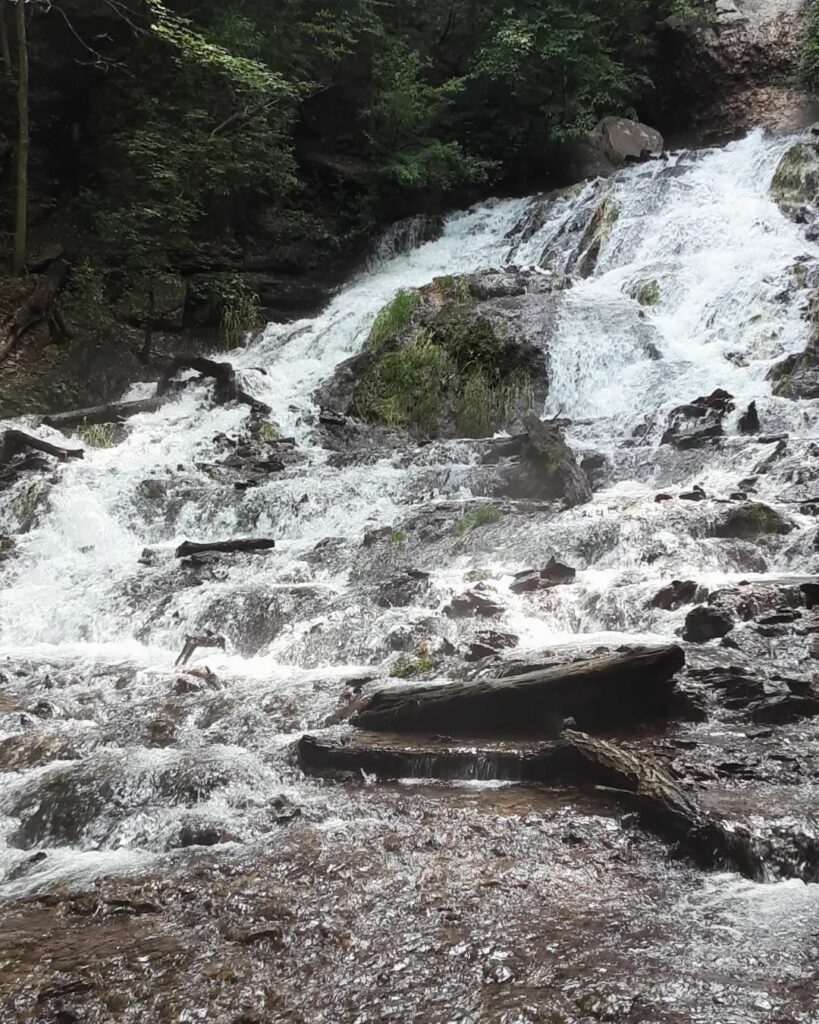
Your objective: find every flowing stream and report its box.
[1,129,819,1021]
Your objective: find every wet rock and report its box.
[486,415,591,507]
[767,341,819,399]
[738,401,760,435]
[375,570,431,609]
[751,694,819,724]
[175,822,241,849]
[712,502,794,539]
[464,631,519,663]
[298,731,578,784]
[680,487,707,501]
[444,589,504,619]
[651,580,704,611]
[683,606,735,643]
[510,558,576,594]
[661,389,734,450]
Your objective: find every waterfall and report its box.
[0,128,817,898]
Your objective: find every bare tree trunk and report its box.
[0,2,13,79]
[13,0,29,276]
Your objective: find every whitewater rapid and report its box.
[0,128,817,893]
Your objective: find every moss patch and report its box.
[355,283,538,438]
[392,653,437,678]
[366,290,421,349]
[635,280,661,306]
[452,505,503,537]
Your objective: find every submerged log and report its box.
[352,645,685,736]
[43,397,166,429]
[156,355,270,414]
[562,729,771,880]
[175,537,276,558]
[0,429,83,466]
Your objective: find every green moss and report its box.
[635,280,661,306]
[430,274,470,303]
[355,335,452,434]
[220,275,260,348]
[392,653,437,678]
[258,420,279,442]
[357,288,535,437]
[452,505,503,536]
[76,422,118,448]
[366,290,420,349]
[389,530,407,544]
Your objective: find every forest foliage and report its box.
[0,0,698,304]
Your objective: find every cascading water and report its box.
[1,128,819,1020]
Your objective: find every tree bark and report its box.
[0,428,83,466]
[0,2,13,79]
[351,645,685,736]
[13,0,28,276]
[155,354,271,414]
[175,537,276,558]
[42,397,166,430]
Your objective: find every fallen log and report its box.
[351,645,685,736]
[0,260,68,365]
[0,429,83,466]
[174,633,226,667]
[175,537,276,558]
[156,355,270,414]
[43,397,166,430]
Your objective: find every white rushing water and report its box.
[0,128,817,890]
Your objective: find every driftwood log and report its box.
[156,355,270,415]
[352,645,685,736]
[0,429,83,467]
[0,260,68,365]
[175,537,276,558]
[175,633,227,667]
[43,397,166,429]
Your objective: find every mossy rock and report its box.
[574,195,620,278]
[343,270,554,439]
[767,344,819,400]
[713,503,794,539]
[770,143,819,219]
[635,280,661,306]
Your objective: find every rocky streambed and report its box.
[1,128,819,1022]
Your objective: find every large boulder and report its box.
[316,270,562,439]
[770,141,819,222]
[556,117,663,182]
